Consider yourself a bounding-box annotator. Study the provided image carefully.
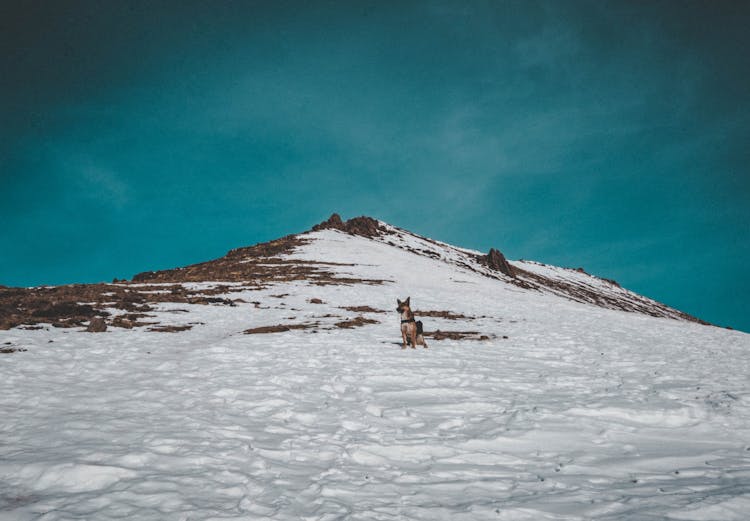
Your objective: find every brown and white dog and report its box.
[396,297,428,349]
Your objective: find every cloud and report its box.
[76,162,132,209]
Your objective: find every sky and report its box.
[1,0,748,331]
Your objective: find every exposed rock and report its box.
[339,305,386,313]
[312,213,344,231]
[86,317,107,332]
[482,248,515,278]
[344,216,386,237]
[148,324,193,333]
[244,323,317,334]
[312,213,387,238]
[415,309,474,320]
[111,316,134,329]
[133,234,310,283]
[226,234,307,259]
[188,297,236,306]
[1,346,27,354]
[601,277,621,288]
[111,313,156,329]
[334,316,379,329]
[425,330,491,341]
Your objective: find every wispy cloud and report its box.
[77,162,131,209]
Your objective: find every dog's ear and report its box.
[396,298,402,305]
[405,297,410,305]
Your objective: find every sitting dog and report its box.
[396,297,428,349]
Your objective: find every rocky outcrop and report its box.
[86,317,108,332]
[481,248,515,278]
[312,213,345,231]
[312,213,387,238]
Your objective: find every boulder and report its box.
[484,248,515,278]
[312,213,386,238]
[312,213,344,231]
[86,317,107,332]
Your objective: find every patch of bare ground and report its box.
[189,297,237,306]
[133,235,309,283]
[335,316,380,329]
[314,276,390,286]
[86,317,107,332]
[0,278,387,331]
[425,330,494,341]
[147,324,195,333]
[0,222,398,330]
[414,310,474,320]
[1,347,27,353]
[1,342,27,354]
[339,305,387,313]
[131,233,387,287]
[0,283,253,330]
[244,323,318,334]
[111,314,159,329]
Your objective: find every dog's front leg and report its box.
[401,330,408,349]
[410,330,417,349]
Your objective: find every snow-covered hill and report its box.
[1,215,748,520]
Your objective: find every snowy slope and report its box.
[1,223,749,520]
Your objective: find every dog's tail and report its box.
[416,320,428,348]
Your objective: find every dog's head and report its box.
[396,297,411,313]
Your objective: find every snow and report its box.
[2,228,749,520]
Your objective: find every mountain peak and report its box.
[311,213,387,238]
[0,213,711,330]
[303,214,706,325]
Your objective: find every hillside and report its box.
[1,214,748,520]
[0,214,708,332]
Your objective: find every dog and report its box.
[396,297,428,349]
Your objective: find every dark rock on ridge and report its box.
[312,213,388,238]
[481,248,516,278]
[313,213,344,230]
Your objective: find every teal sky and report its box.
[2,1,748,331]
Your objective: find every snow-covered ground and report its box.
[2,229,749,520]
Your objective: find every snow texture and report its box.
[1,228,749,520]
